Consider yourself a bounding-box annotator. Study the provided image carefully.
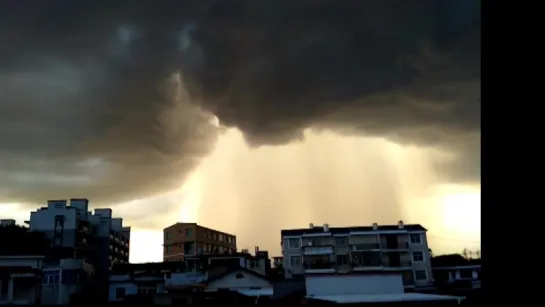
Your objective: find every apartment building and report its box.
[28,199,131,301]
[281,221,433,290]
[163,223,237,262]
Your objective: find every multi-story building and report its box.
[280,221,433,290]
[28,199,131,301]
[163,223,237,262]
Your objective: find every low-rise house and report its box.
[0,223,95,305]
[432,254,481,294]
[178,266,275,305]
[304,273,464,305]
[0,222,49,305]
[109,258,275,305]
[41,258,94,305]
[0,266,43,305]
[108,262,192,302]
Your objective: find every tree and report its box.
[0,224,51,256]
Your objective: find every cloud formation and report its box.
[0,0,480,207]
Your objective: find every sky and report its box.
[0,0,480,263]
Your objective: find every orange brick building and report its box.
[163,223,237,262]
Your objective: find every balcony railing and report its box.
[350,243,380,251]
[385,261,412,268]
[381,242,410,249]
[351,259,384,268]
[302,246,334,255]
[304,261,336,270]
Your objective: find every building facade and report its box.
[163,223,237,262]
[281,221,433,290]
[28,199,131,300]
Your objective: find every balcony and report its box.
[350,251,384,271]
[304,261,336,274]
[351,263,384,271]
[383,261,412,270]
[78,225,90,233]
[350,243,380,251]
[302,246,334,255]
[381,242,410,251]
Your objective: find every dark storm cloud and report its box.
[0,0,480,206]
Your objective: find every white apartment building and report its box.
[28,199,131,302]
[281,221,434,290]
[29,199,131,267]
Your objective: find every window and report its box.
[288,238,300,249]
[290,256,301,266]
[460,269,473,279]
[219,234,223,241]
[412,251,424,262]
[186,228,192,236]
[409,234,421,244]
[415,270,427,280]
[167,245,173,253]
[336,254,349,265]
[165,232,172,240]
[43,274,60,285]
[335,237,347,246]
[138,286,156,295]
[115,287,126,299]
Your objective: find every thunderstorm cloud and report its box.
[0,0,480,208]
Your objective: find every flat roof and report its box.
[307,293,465,304]
[433,265,481,270]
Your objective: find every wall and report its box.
[166,272,207,287]
[41,260,91,305]
[282,236,304,277]
[11,281,39,304]
[305,274,404,296]
[0,256,44,269]
[164,224,237,261]
[30,207,78,249]
[108,282,138,302]
[163,224,195,261]
[409,232,433,287]
[195,225,237,250]
[206,270,272,291]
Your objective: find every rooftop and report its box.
[282,223,426,236]
[307,293,464,304]
[163,222,236,236]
